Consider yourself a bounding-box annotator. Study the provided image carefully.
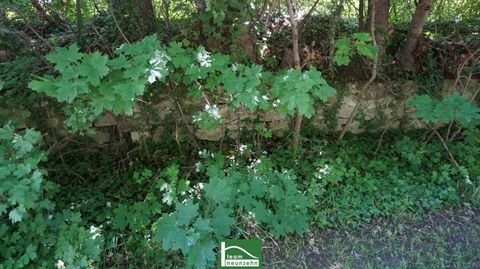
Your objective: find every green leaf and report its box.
[204,177,233,204]
[176,200,199,226]
[153,214,193,253]
[408,95,436,123]
[78,52,109,86]
[355,43,378,59]
[210,205,234,237]
[352,32,372,42]
[46,44,83,70]
[9,207,24,223]
[185,238,216,269]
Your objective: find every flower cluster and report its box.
[146,50,170,84]
[196,48,212,68]
[204,104,221,120]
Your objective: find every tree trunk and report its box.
[358,0,365,32]
[374,0,390,59]
[328,0,344,70]
[109,0,156,41]
[286,0,302,156]
[195,0,206,13]
[398,0,433,71]
[76,0,83,41]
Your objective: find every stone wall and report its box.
[14,79,480,143]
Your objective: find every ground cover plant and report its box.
[1,0,480,268]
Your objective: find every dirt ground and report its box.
[264,206,480,269]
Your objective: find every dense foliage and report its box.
[0,0,479,268]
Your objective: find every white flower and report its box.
[56,260,65,269]
[146,50,170,84]
[196,48,212,68]
[239,144,247,154]
[147,69,162,84]
[465,175,472,185]
[262,95,269,101]
[204,104,221,120]
[315,164,330,179]
[231,63,239,72]
[253,96,260,105]
[90,225,102,240]
[273,99,281,108]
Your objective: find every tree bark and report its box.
[374,0,390,59]
[195,0,206,13]
[109,0,156,41]
[358,0,365,32]
[286,0,302,156]
[76,0,83,41]
[328,0,344,70]
[398,0,433,71]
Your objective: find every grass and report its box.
[264,205,480,269]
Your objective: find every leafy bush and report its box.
[0,123,102,268]
[153,154,312,268]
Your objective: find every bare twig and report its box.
[430,125,460,168]
[176,101,201,151]
[107,5,130,44]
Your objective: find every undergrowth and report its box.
[41,129,480,268]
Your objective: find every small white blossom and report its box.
[56,260,65,269]
[196,48,212,68]
[262,95,268,101]
[273,99,281,108]
[315,164,330,180]
[204,104,221,120]
[253,96,260,105]
[90,225,102,240]
[146,50,170,84]
[465,175,472,185]
[192,114,202,123]
[239,144,247,154]
[231,63,239,72]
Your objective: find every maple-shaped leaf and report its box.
[153,214,194,253]
[204,177,233,204]
[312,84,336,102]
[176,200,199,226]
[28,77,57,97]
[407,95,436,123]
[352,32,372,42]
[355,42,378,60]
[9,207,24,223]
[46,44,83,71]
[78,52,109,86]
[185,238,216,269]
[210,205,234,237]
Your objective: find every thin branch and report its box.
[430,125,460,169]
[107,5,130,44]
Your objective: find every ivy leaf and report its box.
[210,205,234,237]
[185,238,216,269]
